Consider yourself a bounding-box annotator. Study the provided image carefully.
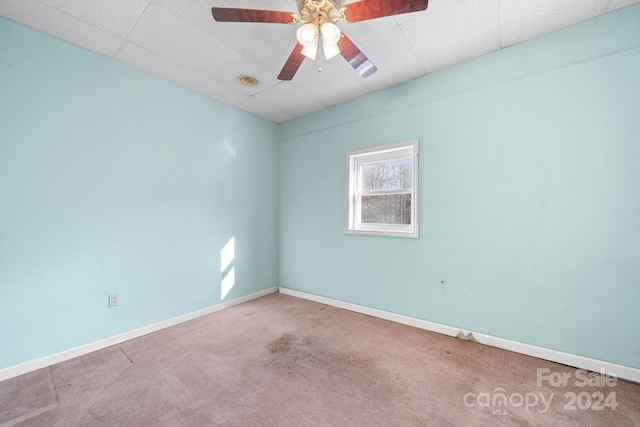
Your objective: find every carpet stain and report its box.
[266,332,345,373]
[265,332,373,379]
[263,332,427,423]
[267,333,295,353]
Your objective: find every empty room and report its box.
[1,0,639,425]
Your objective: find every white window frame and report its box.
[345,139,419,238]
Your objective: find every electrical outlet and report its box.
[108,294,119,307]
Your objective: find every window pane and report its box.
[361,194,411,224]
[361,158,412,191]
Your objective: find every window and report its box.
[345,139,419,238]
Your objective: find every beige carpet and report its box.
[1,293,639,426]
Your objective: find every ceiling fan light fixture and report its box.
[296,23,317,46]
[322,38,340,60]
[297,23,319,60]
[301,37,319,60]
[321,22,341,60]
[321,22,340,43]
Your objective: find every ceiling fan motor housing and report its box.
[293,0,346,27]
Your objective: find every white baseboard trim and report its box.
[278,286,640,384]
[0,287,278,382]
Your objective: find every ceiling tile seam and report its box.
[275,100,331,117]
[497,0,504,49]
[212,13,304,79]
[396,23,429,77]
[32,0,127,57]
[390,4,431,75]
[113,0,154,59]
[361,46,428,96]
[297,97,332,113]
[264,81,330,113]
[258,98,312,120]
[232,95,297,121]
[601,0,615,14]
[322,87,373,106]
[113,39,247,103]
[158,2,237,40]
[161,3,310,78]
[391,14,418,26]
[237,40,301,79]
[241,94,301,118]
[110,4,242,92]
[391,0,452,26]
[287,56,371,100]
[140,1,279,86]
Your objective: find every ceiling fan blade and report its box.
[344,0,428,23]
[278,43,306,81]
[337,35,377,78]
[211,7,295,24]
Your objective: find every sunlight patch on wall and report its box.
[224,140,237,158]
[221,267,235,300]
[221,236,235,300]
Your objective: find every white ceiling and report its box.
[1,0,638,123]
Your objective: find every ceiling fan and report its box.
[211,0,429,81]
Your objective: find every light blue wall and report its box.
[0,18,279,369]
[2,5,640,373]
[279,6,640,369]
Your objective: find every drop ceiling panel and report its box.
[607,0,640,11]
[157,0,299,35]
[125,2,280,96]
[234,96,293,123]
[393,0,454,25]
[115,41,249,106]
[203,23,300,76]
[252,82,329,117]
[0,0,124,57]
[37,0,151,38]
[356,26,426,93]
[336,16,398,46]
[157,0,301,76]
[290,57,371,106]
[402,0,501,73]
[499,0,608,48]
